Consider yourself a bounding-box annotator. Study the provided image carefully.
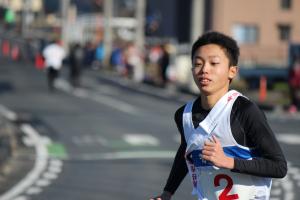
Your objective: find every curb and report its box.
[0,108,18,178]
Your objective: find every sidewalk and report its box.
[0,112,17,183]
[0,112,17,161]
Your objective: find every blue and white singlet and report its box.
[183,90,272,200]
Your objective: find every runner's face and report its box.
[192,44,237,95]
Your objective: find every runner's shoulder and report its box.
[234,96,265,119]
[174,105,185,123]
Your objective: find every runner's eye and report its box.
[211,62,219,66]
[194,63,203,68]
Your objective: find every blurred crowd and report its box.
[2,35,300,113]
[0,36,175,89]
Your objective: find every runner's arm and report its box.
[231,99,287,178]
[163,107,188,194]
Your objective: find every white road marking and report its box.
[0,124,49,200]
[288,166,300,175]
[271,188,282,196]
[43,172,58,180]
[22,136,34,147]
[72,88,88,97]
[56,79,139,115]
[48,165,62,174]
[293,174,300,181]
[41,136,52,145]
[286,163,300,192]
[49,159,63,168]
[272,181,280,187]
[35,179,51,187]
[277,133,300,145]
[280,173,295,200]
[1,104,297,199]
[69,150,176,161]
[123,134,160,146]
[90,93,138,114]
[26,187,42,195]
[0,105,17,121]
[55,79,72,92]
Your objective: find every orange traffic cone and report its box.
[35,53,45,70]
[259,76,267,102]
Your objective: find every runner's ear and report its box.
[229,66,238,80]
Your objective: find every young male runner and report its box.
[150,31,287,200]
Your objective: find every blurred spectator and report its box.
[288,56,300,113]
[110,43,125,75]
[83,41,95,68]
[124,43,144,82]
[69,43,84,88]
[93,41,105,70]
[147,45,162,84]
[26,38,37,63]
[158,44,170,87]
[33,39,47,70]
[43,40,66,92]
[10,43,20,61]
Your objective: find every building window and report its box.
[232,24,258,44]
[281,0,292,9]
[278,24,291,41]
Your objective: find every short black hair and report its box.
[191,31,240,66]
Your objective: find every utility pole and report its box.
[103,0,113,64]
[191,0,205,43]
[134,0,146,81]
[135,0,145,51]
[22,0,31,38]
[61,0,70,51]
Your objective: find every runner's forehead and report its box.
[193,45,226,60]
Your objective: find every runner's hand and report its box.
[202,135,234,169]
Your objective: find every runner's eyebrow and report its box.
[194,55,220,60]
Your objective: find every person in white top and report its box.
[43,40,66,92]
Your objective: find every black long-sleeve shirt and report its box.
[164,96,287,194]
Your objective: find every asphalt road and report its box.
[0,60,300,200]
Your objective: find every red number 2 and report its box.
[214,174,239,200]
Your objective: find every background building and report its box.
[209,0,300,68]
